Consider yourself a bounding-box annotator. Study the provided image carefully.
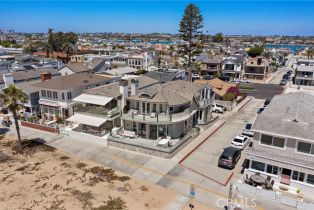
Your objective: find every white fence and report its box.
[236,183,314,210]
[215,100,237,111]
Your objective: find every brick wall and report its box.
[21,121,58,133]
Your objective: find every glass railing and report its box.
[74,106,120,118]
[122,107,199,123]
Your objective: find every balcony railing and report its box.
[122,107,198,124]
[295,74,314,80]
[74,106,120,118]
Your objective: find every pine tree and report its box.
[179,3,204,81]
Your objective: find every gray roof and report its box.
[252,92,314,142]
[64,63,92,73]
[128,80,207,106]
[203,58,222,64]
[15,81,40,93]
[0,68,60,84]
[33,73,112,90]
[144,71,177,83]
[83,76,159,98]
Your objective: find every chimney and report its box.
[119,79,128,108]
[40,72,52,81]
[130,79,139,96]
[257,57,262,65]
[3,73,14,88]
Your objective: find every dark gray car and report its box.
[218,147,241,169]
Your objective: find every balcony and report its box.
[121,108,197,124]
[295,73,314,80]
[74,105,120,119]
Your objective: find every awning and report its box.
[73,94,113,106]
[66,113,107,127]
[39,99,61,107]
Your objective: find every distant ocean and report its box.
[264,44,309,53]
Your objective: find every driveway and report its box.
[180,98,264,185]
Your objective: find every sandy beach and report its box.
[0,135,177,210]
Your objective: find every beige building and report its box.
[244,57,269,80]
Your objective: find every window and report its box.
[152,104,156,112]
[146,103,150,113]
[297,141,314,154]
[62,93,65,100]
[52,92,58,99]
[67,92,72,100]
[47,91,52,98]
[169,107,173,112]
[251,161,265,172]
[41,90,46,97]
[266,165,278,175]
[273,137,285,148]
[306,174,314,185]
[260,134,285,148]
[260,134,272,145]
[142,103,145,113]
[159,104,163,113]
[292,171,305,182]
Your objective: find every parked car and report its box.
[203,75,214,80]
[239,79,250,83]
[220,76,230,81]
[282,74,289,80]
[218,147,241,169]
[231,135,251,150]
[242,123,254,137]
[212,103,225,113]
[264,98,271,106]
[257,107,265,114]
[280,79,287,85]
[192,74,200,79]
[230,79,240,84]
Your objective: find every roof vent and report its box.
[83,80,89,83]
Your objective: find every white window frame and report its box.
[258,133,287,150]
[295,140,314,157]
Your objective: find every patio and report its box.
[108,129,192,155]
[240,169,309,200]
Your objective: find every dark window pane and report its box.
[273,137,285,148]
[251,161,265,172]
[261,134,272,145]
[307,174,314,185]
[266,165,272,174]
[292,171,298,180]
[299,172,305,182]
[297,142,311,154]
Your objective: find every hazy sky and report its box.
[1,0,314,35]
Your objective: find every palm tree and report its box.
[306,48,314,59]
[0,85,28,151]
